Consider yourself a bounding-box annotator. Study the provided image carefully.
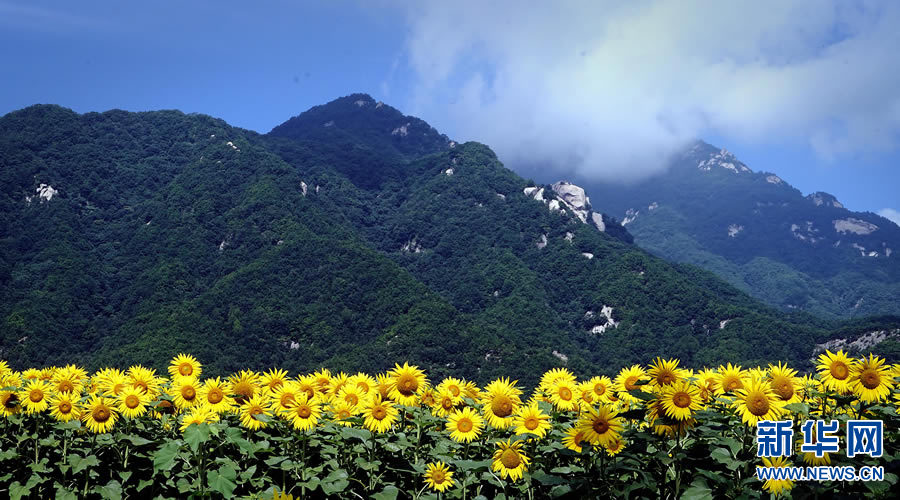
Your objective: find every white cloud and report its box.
[878,208,900,226]
[397,1,900,182]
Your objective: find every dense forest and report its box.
[1,94,897,387]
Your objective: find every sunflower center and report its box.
[208,389,224,404]
[431,469,446,483]
[524,416,539,430]
[134,381,149,392]
[346,394,359,406]
[860,369,881,389]
[181,386,196,400]
[581,392,594,403]
[624,376,639,391]
[281,394,296,407]
[268,380,283,390]
[772,378,794,400]
[3,393,18,408]
[442,398,454,410]
[29,389,44,402]
[748,394,770,416]
[250,406,263,417]
[233,382,253,402]
[93,405,111,423]
[337,409,351,419]
[593,383,606,396]
[558,387,573,401]
[157,400,175,414]
[457,418,473,433]
[125,394,141,409]
[59,401,72,413]
[491,395,513,417]
[673,392,692,408]
[658,372,675,385]
[397,375,418,396]
[297,405,312,418]
[449,386,461,397]
[592,418,610,435]
[724,377,742,392]
[830,362,849,380]
[59,380,74,393]
[372,406,387,420]
[178,364,193,376]
[500,449,521,469]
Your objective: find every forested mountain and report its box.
[1,95,896,386]
[577,141,900,320]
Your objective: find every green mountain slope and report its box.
[1,98,896,385]
[577,141,900,320]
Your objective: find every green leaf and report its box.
[70,455,100,474]
[321,469,349,495]
[8,481,30,500]
[783,402,810,414]
[681,478,712,500]
[183,423,210,453]
[627,389,655,401]
[54,483,78,500]
[531,471,566,485]
[372,485,400,500]
[453,459,491,472]
[153,441,181,473]
[709,448,736,467]
[208,464,238,497]
[96,480,122,500]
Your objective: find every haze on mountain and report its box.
[2,95,898,386]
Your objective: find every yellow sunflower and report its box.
[171,376,202,410]
[117,386,151,419]
[816,350,855,394]
[20,379,51,414]
[492,439,530,481]
[228,370,261,405]
[768,362,801,404]
[312,368,333,395]
[98,368,129,397]
[51,365,84,395]
[659,380,703,421]
[127,365,160,398]
[696,368,719,402]
[614,365,648,403]
[423,461,455,492]
[548,379,580,412]
[0,360,9,377]
[83,395,119,433]
[539,367,577,394]
[285,393,321,431]
[329,400,357,427]
[734,378,785,426]
[294,375,318,400]
[168,353,202,379]
[271,381,301,414]
[260,368,290,395]
[446,406,484,443]
[198,377,235,413]
[577,404,624,447]
[562,426,587,452]
[387,362,427,407]
[760,456,794,496]
[0,388,19,417]
[239,395,272,431]
[328,371,351,396]
[715,363,747,395]
[431,389,461,418]
[584,376,613,402]
[512,402,552,438]
[49,393,80,422]
[436,377,466,399]
[349,373,377,395]
[647,400,695,437]
[648,357,684,388]
[336,384,369,409]
[363,395,398,433]
[849,354,893,403]
[604,437,626,456]
[480,377,522,429]
[180,405,219,432]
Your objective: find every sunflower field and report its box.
[0,353,898,499]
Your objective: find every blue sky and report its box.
[1,1,897,221]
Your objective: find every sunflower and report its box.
[696,368,720,402]
[51,365,84,395]
[0,388,19,417]
[271,381,301,414]
[436,377,466,399]
[22,368,41,381]
[118,386,151,419]
[387,362,427,407]
[562,426,587,452]
[418,386,437,407]
[97,368,129,397]
[336,384,369,409]
[83,395,118,433]
[492,439,530,481]
[548,379,580,412]
[312,368,333,395]
[128,365,161,398]
[446,406,484,443]
[431,389,461,418]
[734,378,785,426]
[329,400,357,426]
[816,350,855,394]
[512,402,552,438]
[171,376,202,410]
[151,399,177,420]
[577,404,624,447]
[648,357,684,388]
[363,395,398,433]
[539,367,577,393]
[584,376,613,402]
[715,363,747,395]
[239,395,272,431]
[349,373,376,394]
[198,377,235,413]
[0,360,9,377]
[462,380,481,400]
[256,368,287,395]
[328,371,351,396]
[849,354,894,403]
[285,393,321,431]
[168,353,202,379]
[480,378,522,429]
[228,370,261,405]
[294,375,318,400]
[659,380,703,421]
[49,393,80,422]
[800,451,830,466]
[180,406,219,432]
[614,365,648,403]
[760,456,794,496]
[604,437,626,456]
[423,461,455,492]
[646,399,694,437]
[767,362,801,404]
[20,379,51,414]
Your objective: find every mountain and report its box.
[1,97,896,386]
[571,141,900,320]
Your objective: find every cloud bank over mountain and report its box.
[398,1,900,182]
